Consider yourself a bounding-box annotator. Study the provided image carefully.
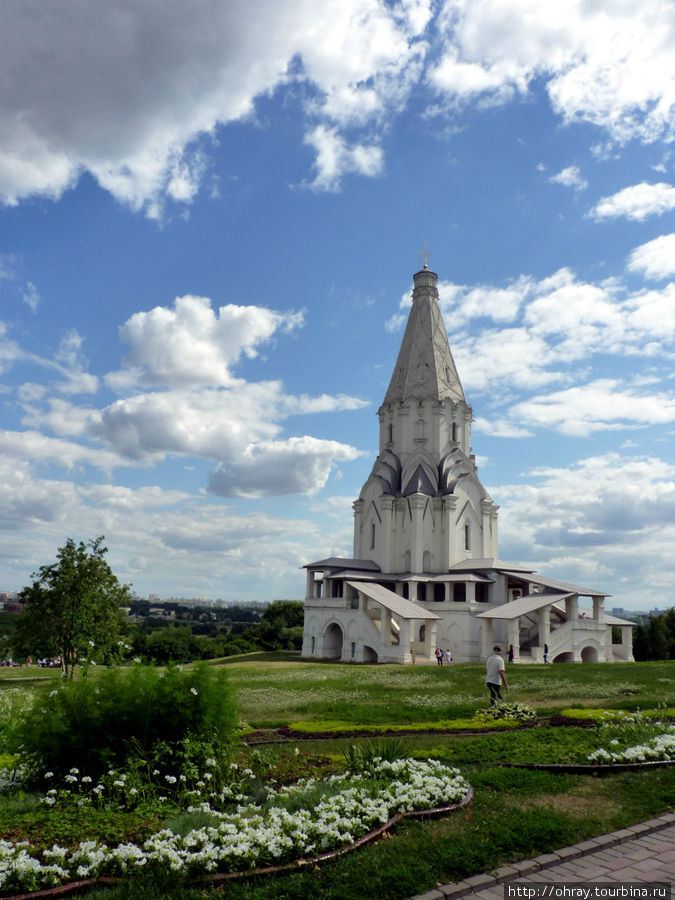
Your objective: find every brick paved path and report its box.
[412,813,675,900]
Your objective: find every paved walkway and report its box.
[412,813,675,900]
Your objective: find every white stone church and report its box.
[301,265,634,665]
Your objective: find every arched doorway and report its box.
[581,645,598,663]
[324,623,343,659]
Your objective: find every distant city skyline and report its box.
[1,2,675,611]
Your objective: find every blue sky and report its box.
[1,0,675,610]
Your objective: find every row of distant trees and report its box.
[631,609,675,661]
[11,537,303,674]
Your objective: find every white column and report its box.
[409,494,426,572]
[380,497,394,572]
[507,619,519,661]
[481,618,493,657]
[352,499,364,558]
[442,495,457,567]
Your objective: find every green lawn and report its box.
[0,656,673,900]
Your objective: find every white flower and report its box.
[190,688,198,696]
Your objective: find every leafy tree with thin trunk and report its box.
[16,537,130,677]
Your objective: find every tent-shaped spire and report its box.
[383,267,465,406]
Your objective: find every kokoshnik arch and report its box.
[302,265,634,665]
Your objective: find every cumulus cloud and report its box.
[0,456,79,530]
[0,450,337,599]
[627,233,675,280]
[0,0,429,211]
[590,182,675,221]
[10,291,369,497]
[304,126,384,192]
[549,165,587,191]
[495,453,675,606]
[430,0,675,146]
[108,295,303,390]
[207,436,363,497]
[2,1,673,212]
[509,380,675,437]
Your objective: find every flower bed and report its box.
[0,758,471,896]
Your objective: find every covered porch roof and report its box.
[346,581,440,620]
[476,592,575,620]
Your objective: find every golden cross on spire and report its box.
[417,241,431,270]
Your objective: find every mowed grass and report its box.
[212,656,675,727]
[1,656,673,900]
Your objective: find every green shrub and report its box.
[477,701,538,723]
[9,663,237,782]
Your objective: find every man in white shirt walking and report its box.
[485,646,509,705]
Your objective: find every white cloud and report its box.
[0,0,428,211]
[21,281,40,313]
[108,295,303,390]
[495,453,675,606]
[510,379,675,437]
[0,322,23,374]
[304,126,384,192]
[3,1,672,212]
[11,291,368,498]
[207,436,362,497]
[0,429,126,471]
[590,182,675,221]
[549,165,587,191]
[627,233,675,280]
[431,0,675,146]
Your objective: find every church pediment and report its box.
[403,463,437,496]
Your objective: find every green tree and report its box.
[16,537,130,678]
[257,600,304,650]
[647,613,668,660]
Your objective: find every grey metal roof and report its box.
[588,611,634,627]
[448,558,536,573]
[304,557,380,572]
[525,574,611,597]
[346,581,440,620]
[476,593,575,619]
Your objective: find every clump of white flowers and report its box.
[0,758,470,894]
[587,725,675,764]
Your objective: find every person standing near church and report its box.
[485,646,508,705]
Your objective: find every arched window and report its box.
[370,522,376,549]
[387,423,393,443]
[423,550,431,572]
[464,523,471,551]
[415,417,425,440]
[451,422,457,442]
[404,550,411,571]
[419,624,426,642]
